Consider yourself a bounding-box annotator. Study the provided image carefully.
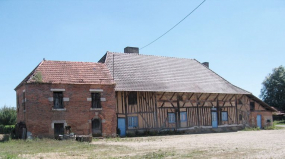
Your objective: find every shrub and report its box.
[0,125,15,134]
[0,106,17,126]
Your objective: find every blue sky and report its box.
[0,0,284,108]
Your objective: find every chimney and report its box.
[202,62,209,68]
[124,47,139,54]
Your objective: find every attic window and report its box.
[22,92,26,111]
[238,99,243,104]
[250,102,255,111]
[128,92,137,105]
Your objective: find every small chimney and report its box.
[202,62,209,68]
[124,47,139,54]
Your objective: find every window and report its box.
[128,92,137,105]
[250,102,255,111]
[221,112,228,121]
[128,116,138,128]
[22,92,25,110]
[238,99,243,104]
[180,112,187,122]
[17,94,19,107]
[91,93,101,108]
[239,114,242,120]
[168,113,175,123]
[53,92,63,109]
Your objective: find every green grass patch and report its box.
[242,127,260,131]
[273,120,285,125]
[0,138,125,158]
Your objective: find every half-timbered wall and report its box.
[116,91,271,131]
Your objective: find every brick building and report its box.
[15,60,116,138]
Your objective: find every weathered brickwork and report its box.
[16,83,117,138]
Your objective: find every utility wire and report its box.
[140,0,206,50]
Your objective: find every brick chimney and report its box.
[124,47,139,54]
[202,62,209,68]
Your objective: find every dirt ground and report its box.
[93,129,285,158]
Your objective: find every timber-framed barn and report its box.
[99,47,275,136]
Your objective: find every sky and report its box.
[0,0,284,108]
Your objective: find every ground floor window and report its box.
[180,112,187,122]
[128,116,138,128]
[168,113,175,123]
[221,111,228,121]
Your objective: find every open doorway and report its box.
[54,123,64,139]
[92,119,102,137]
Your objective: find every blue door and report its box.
[118,118,126,137]
[212,112,218,128]
[257,115,262,129]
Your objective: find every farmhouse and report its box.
[15,61,117,138]
[15,47,275,138]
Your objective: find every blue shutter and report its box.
[180,112,187,122]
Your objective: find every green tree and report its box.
[0,106,17,125]
[260,65,285,111]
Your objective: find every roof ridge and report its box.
[106,51,195,61]
[44,60,102,64]
[193,59,251,94]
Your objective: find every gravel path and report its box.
[93,129,285,158]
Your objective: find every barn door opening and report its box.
[92,119,102,137]
[54,123,64,139]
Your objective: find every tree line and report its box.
[0,106,16,126]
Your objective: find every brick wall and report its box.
[16,83,117,138]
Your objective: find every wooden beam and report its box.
[235,95,238,124]
[177,95,181,129]
[124,92,128,130]
[217,94,220,125]
[154,92,158,128]
[196,94,200,127]
[201,94,211,106]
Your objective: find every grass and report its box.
[242,127,260,131]
[273,120,285,125]
[0,138,127,159]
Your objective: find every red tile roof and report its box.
[15,60,114,89]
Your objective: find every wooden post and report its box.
[235,95,238,124]
[177,95,181,129]
[196,94,200,127]
[217,94,220,125]
[124,92,128,130]
[154,92,158,128]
